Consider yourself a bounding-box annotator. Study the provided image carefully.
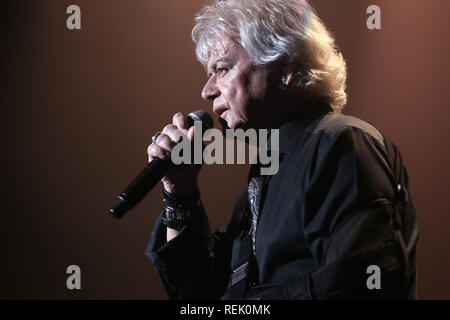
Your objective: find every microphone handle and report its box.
[109,158,171,218]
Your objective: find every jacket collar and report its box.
[267,101,333,154]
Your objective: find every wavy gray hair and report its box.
[192,0,347,111]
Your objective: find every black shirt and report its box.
[146,109,419,300]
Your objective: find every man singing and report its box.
[145,0,418,299]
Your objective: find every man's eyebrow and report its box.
[214,57,232,65]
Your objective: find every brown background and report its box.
[0,0,449,299]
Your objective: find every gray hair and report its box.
[192,0,347,111]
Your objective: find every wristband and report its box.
[161,188,200,231]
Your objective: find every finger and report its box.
[155,133,176,152]
[147,143,170,162]
[187,126,195,141]
[173,112,189,132]
[162,124,185,143]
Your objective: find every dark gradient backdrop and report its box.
[0,0,449,299]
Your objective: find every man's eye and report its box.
[217,67,229,74]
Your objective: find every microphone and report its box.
[109,110,214,219]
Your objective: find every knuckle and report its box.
[158,134,172,148]
[147,144,154,154]
[151,143,163,155]
[155,133,165,144]
[163,124,175,133]
[173,112,184,121]
[148,143,158,154]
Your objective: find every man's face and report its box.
[201,34,279,130]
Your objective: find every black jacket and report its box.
[146,110,419,300]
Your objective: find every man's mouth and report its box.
[213,105,228,117]
[219,110,228,120]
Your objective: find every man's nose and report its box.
[201,76,220,101]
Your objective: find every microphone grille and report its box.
[187,110,214,131]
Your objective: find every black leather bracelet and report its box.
[161,188,200,231]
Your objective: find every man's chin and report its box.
[219,117,248,133]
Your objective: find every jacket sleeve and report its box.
[145,202,234,300]
[145,203,214,299]
[302,126,417,299]
[246,126,417,299]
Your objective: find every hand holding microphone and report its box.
[109,110,213,218]
[148,112,202,198]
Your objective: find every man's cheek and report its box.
[224,78,243,101]
[221,86,233,105]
